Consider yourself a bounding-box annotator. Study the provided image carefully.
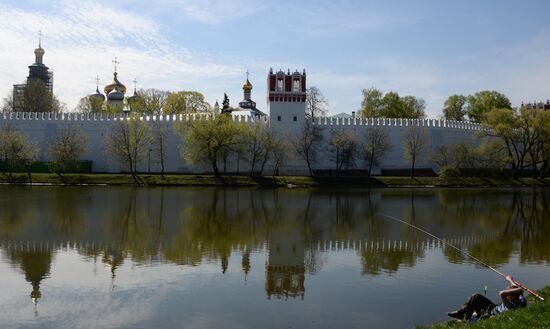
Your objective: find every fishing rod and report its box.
[375,213,545,301]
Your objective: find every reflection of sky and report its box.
[0,248,547,329]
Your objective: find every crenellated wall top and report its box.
[311,116,487,131]
[0,112,267,124]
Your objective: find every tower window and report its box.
[277,115,281,121]
[277,79,284,91]
[293,116,297,122]
[293,79,300,92]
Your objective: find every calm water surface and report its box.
[0,186,548,329]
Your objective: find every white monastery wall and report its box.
[0,112,485,175]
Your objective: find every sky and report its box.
[1,0,550,117]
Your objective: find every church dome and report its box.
[104,72,126,95]
[243,78,252,91]
[107,86,124,101]
[34,46,45,58]
[90,87,105,101]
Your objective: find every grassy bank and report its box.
[416,286,549,329]
[1,173,550,188]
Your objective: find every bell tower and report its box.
[267,68,306,135]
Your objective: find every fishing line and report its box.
[375,213,544,301]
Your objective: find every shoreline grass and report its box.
[1,173,550,188]
[416,286,549,329]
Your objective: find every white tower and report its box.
[267,68,306,136]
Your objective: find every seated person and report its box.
[447,276,527,321]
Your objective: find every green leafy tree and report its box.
[47,125,89,183]
[359,88,425,119]
[164,91,210,114]
[443,95,467,121]
[75,96,103,113]
[22,79,64,112]
[176,114,244,176]
[467,90,511,123]
[105,115,152,183]
[403,126,428,178]
[363,127,393,177]
[0,126,39,183]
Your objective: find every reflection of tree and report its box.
[438,189,550,266]
[0,188,32,239]
[361,249,416,276]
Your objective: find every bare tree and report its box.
[105,115,152,183]
[141,89,170,175]
[47,125,89,183]
[364,127,393,177]
[241,122,267,175]
[1,91,14,112]
[0,126,39,183]
[306,86,328,121]
[403,126,428,178]
[293,121,324,176]
[330,130,359,174]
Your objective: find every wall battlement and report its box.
[1,112,486,132]
[0,112,267,124]
[313,116,486,131]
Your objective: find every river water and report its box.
[0,186,548,329]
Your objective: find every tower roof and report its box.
[104,72,126,95]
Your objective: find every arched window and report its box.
[277,78,284,91]
[292,78,300,92]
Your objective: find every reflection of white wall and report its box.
[268,230,304,267]
[0,113,483,175]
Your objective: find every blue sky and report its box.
[1,0,549,117]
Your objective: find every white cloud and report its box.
[155,0,267,24]
[0,0,242,110]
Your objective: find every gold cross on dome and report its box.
[95,75,100,88]
[112,57,120,72]
[246,69,249,80]
[133,78,138,90]
[38,30,42,47]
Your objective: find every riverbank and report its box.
[416,286,549,329]
[1,173,550,187]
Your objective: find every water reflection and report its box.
[0,187,549,306]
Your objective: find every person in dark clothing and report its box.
[447,276,527,321]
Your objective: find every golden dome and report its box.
[242,78,252,91]
[104,72,126,95]
[34,46,45,57]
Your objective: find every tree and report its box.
[1,91,14,112]
[306,86,328,121]
[176,114,244,176]
[401,96,426,119]
[330,130,359,173]
[403,126,428,178]
[443,95,467,121]
[0,126,39,183]
[467,90,511,123]
[22,79,64,112]
[105,115,152,183]
[363,127,393,177]
[47,125,89,183]
[293,121,324,176]
[75,96,103,113]
[140,89,170,116]
[271,138,290,176]
[359,88,384,118]
[359,87,425,119]
[164,91,210,114]
[221,93,232,114]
